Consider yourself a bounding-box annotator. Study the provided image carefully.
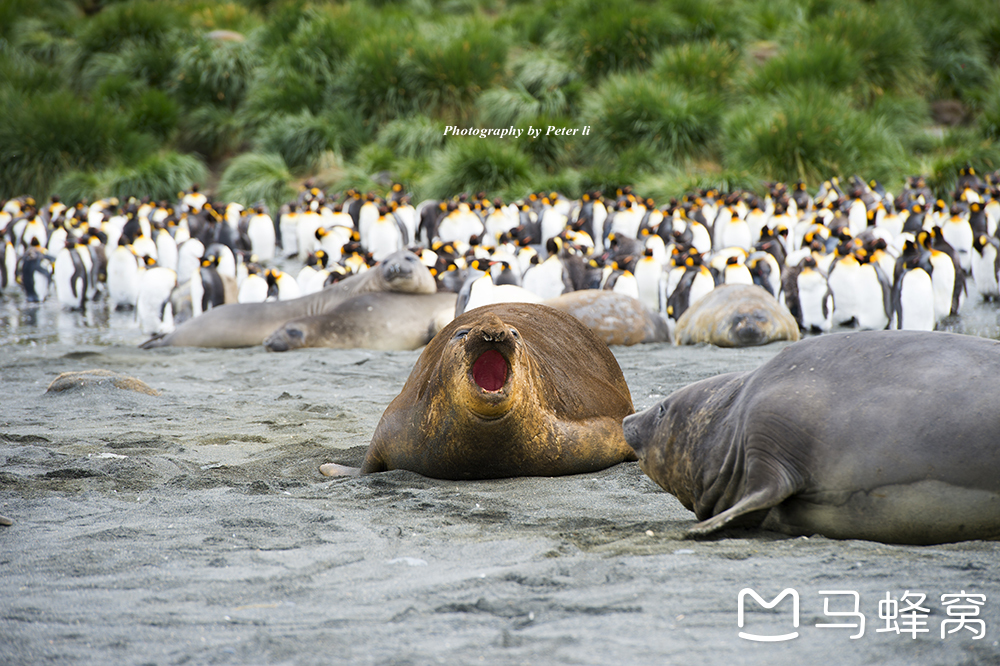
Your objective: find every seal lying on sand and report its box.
[263,292,457,351]
[674,284,799,347]
[623,330,1000,545]
[544,290,670,346]
[321,303,636,479]
[140,251,436,348]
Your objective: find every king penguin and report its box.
[891,242,935,331]
[781,255,833,333]
[971,233,1000,300]
[136,259,177,336]
[106,240,140,311]
[53,238,89,311]
[16,238,52,303]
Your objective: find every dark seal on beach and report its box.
[141,250,437,348]
[263,292,457,352]
[543,290,670,346]
[623,330,1000,545]
[46,369,161,396]
[324,302,636,479]
[673,283,799,347]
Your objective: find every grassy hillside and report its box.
[2,0,999,208]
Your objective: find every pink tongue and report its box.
[472,349,507,392]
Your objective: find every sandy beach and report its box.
[1,296,999,665]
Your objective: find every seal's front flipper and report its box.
[0,514,13,526]
[688,487,790,536]
[319,463,362,477]
[139,333,168,349]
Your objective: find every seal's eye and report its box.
[453,329,470,341]
[509,328,519,339]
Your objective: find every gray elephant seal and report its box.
[623,330,1000,545]
[46,369,161,396]
[674,283,799,347]
[322,303,636,479]
[140,251,436,348]
[264,292,457,351]
[543,290,670,346]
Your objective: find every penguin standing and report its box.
[891,244,935,331]
[712,205,752,251]
[457,271,544,316]
[721,255,754,286]
[826,245,864,327]
[296,208,324,261]
[136,261,177,335]
[665,253,715,322]
[154,224,178,272]
[16,238,52,302]
[521,251,572,300]
[971,233,1000,300]
[199,253,230,313]
[106,241,140,310]
[265,269,302,301]
[175,238,205,285]
[781,256,833,333]
[53,239,89,311]
[746,250,781,297]
[315,225,354,262]
[245,206,276,262]
[278,204,300,258]
[852,249,892,330]
[365,206,406,262]
[633,248,664,312]
[920,229,964,321]
[1,239,16,292]
[940,210,973,272]
[238,264,269,303]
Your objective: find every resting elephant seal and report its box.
[140,250,436,348]
[543,290,670,346]
[322,303,636,479]
[674,283,799,347]
[623,330,1000,545]
[263,292,457,351]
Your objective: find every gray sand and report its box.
[1,299,999,665]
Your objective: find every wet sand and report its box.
[1,297,999,665]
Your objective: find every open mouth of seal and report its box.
[472,349,508,392]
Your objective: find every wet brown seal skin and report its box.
[140,250,436,349]
[346,302,637,479]
[264,292,457,352]
[46,370,160,396]
[543,290,670,346]
[674,283,799,347]
[623,330,1000,545]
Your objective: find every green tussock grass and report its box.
[376,115,447,160]
[0,90,143,199]
[217,151,295,214]
[254,110,370,172]
[4,0,1000,209]
[172,37,259,110]
[580,73,722,164]
[409,17,509,118]
[653,40,741,96]
[54,151,208,203]
[422,139,535,199]
[723,83,911,186]
[556,0,684,80]
[175,104,245,163]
